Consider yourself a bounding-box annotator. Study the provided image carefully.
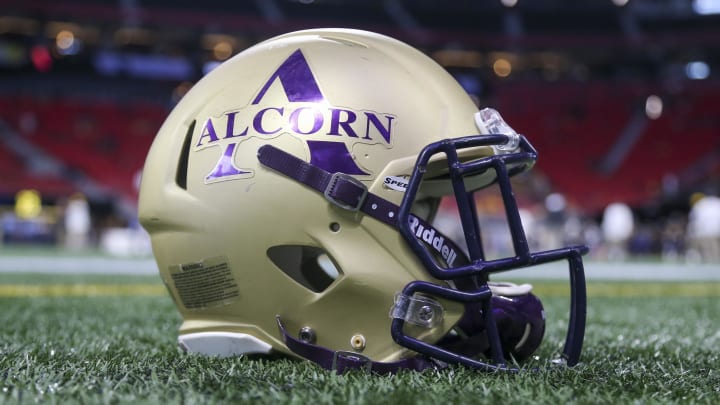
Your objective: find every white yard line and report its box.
[0,256,158,275]
[0,256,718,280]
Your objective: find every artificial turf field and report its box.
[1,271,719,404]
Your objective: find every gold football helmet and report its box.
[139,28,587,372]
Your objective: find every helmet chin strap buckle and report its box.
[323,172,368,211]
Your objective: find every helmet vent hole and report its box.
[175,120,196,190]
[329,222,341,232]
[267,245,342,293]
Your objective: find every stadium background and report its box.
[1,0,719,262]
[0,1,719,403]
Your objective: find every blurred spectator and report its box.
[582,219,603,256]
[628,224,656,256]
[64,192,91,250]
[686,193,720,262]
[661,213,686,262]
[541,192,567,251]
[601,202,634,261]
[563,212,585,246]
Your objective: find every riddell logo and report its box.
[194,49,396,183]
[408,216,458,267]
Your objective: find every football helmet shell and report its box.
[139,28,587,372]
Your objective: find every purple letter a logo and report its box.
[204,49,372,184]
[253,49,369,176]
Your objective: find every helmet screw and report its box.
[418,305,434,322]
[350,334,366,351]
[298,327,316,344]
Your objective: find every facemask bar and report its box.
[393,134,587,368]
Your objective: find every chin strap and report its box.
[276,316,440,374]
[258,144,397,223]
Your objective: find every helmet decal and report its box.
[203,141,250,183]
[252,49,324,104]
[383,175,409,192]
[195,48,396,183]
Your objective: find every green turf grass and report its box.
[1,275,719,404]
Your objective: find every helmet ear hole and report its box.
[267,245,342,292]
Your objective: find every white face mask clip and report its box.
[474,108,521,153]
[389,293,444,329]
